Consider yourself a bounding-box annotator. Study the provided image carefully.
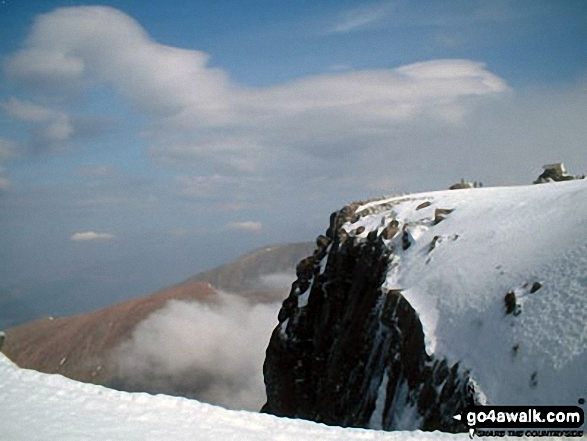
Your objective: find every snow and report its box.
[344,180,587,412]
[369,372,389,430]
[0,353,470,441]
[298,288,311,308]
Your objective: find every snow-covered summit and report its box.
[351,180,587,408]
[263,179,587,431]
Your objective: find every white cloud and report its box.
[6,5,586,211]
[113,295,280,410]
[258,272,297,291]
[2,98,74,149]
[154,137,264,173]
[226,221,263,232]
[6,6,232,125]
[70,231,114,241]
[5,6,509,171]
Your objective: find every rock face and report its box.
[262,201,475,432]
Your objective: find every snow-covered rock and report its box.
[263,180,587,432]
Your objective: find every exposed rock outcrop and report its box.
[263,200,475,432]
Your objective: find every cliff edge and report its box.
[263,180,587,431]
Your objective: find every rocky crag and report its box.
[263,200,475,432]
[263,181,587,432]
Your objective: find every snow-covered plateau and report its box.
[357,180,587,404]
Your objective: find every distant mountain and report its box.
[186,242,314,295]
[2,281,218,386]
[1,242,314,409]
[263,181,587,432]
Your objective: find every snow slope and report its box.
[344,180,587,410]
[0,353,466,441]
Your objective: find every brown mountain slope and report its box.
[2,281,218,385]
[0,242,315,408]
[188,242,314,294]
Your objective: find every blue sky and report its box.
[1,0,586,325]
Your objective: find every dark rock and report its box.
[434,208,454,225]
[263,202,476,433]
[416,201,432,210]
[355,226,365,235]
[402,230,411,250]
[504,292,516,315]
[296,257,316,283]
[530,282,542,294]
[429,236,440,253]
[316,235,330,249]
[534,167,576,184]
[381,221,399,240]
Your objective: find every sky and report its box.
[1,0,587,324]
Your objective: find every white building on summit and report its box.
[534,162,584,184]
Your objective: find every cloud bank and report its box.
[4,6,509,178]
[112,294,280,411]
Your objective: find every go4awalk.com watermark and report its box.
[453,405,585,438]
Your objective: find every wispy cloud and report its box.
[177,175,241,198]
[0,168,10,191]
[1,98,73,152]
[226,221,263,232]
[70,231,115,241]
[328,2,393,34]
[74,165,117,177]
[0,139,16,161]
[0,140,16,192]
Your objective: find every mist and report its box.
[112,292,282,411]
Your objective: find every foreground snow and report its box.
[0,353,470,441]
